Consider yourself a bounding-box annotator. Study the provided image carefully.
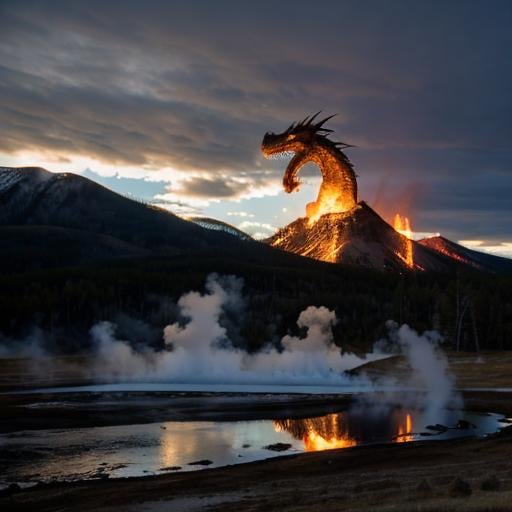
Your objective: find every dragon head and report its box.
[261,112,353,193]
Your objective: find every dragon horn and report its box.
[306,111,322,126]
[315,113,337,129]
[298,113,313,127]
[285,122,296,132]
[335,141,356,148]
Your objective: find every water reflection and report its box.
[396,413,413,443]
[274,414,357,451]
[273,409,452,451]
[0,408,505,488]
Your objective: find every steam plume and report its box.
[90,274,376,386]
[373,320,462,423]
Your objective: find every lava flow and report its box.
[393,213,414,268]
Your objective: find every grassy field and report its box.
[352,350,512,389]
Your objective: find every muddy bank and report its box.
[0,391,355,433]
[3,388,507,434]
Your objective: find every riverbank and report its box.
[0,393,510,512]
[0,390,510,512]
[2,352,512,511]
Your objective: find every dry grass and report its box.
[370,491,512,512]
[353,351,512,390]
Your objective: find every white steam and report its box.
[1,273,463,422]
[90,274,378,386]
[373,320,462,423]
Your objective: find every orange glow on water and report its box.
[275,411,417,452]
[274,413,357,452]
[396,413,413,443]
[303,430,357,451]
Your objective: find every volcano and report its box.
[266,202,454,272]
[266,203,512,273]
[261,115,512,274]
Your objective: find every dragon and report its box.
[261,113,357,221]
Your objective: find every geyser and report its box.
[3,274,462,421]
[90,273,377,386]
[87,273,463,424]
[372,320,463,424]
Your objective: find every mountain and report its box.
[0,166,243,253]
[0,166,302,268]
[2,166,509,274]
[266,202,456,272]
[418,236,512,273]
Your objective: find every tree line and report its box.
[0,253,511,354]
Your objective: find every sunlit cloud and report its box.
[458,240,512,258]
[227,211,255,218]
[1,1,511,244]
[237,220,278,239]
[155,175,282,212]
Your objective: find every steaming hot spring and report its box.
[1,274,508,489]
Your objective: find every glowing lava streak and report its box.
[306,188,345,225]
[394,213,414,268]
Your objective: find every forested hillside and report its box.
[1,253,511,354]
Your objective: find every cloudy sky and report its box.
[1,0,512,253]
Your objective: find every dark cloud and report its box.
[0,0,512,239]
[177,177,249,199]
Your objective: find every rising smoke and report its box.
[90,274,377,385]
[372,320,462,423]
[0,273,463,419]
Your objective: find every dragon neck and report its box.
[284,143,358,201]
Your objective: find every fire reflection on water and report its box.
[274,413,356,451]
[395,413,413,443]
[274,411,414,452]
[1,409,504,485]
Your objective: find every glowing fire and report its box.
[393,213,414,268]
[306,188,346,225]
[396,413,413,443]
